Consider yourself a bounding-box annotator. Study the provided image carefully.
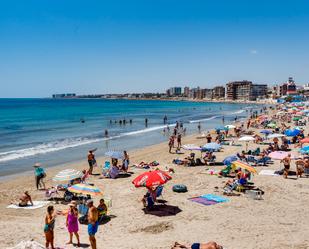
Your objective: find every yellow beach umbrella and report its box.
[232,160,257,174]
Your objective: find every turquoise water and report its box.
[0,98,259,176]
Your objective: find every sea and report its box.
[0,98,262,177]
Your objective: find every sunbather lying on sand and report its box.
[172,241,223,249]
[11,191,33,207]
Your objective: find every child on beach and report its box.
[66,203,80,246]
[44,205,56,249]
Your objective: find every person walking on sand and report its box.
[33,163,46,190]
[66,203,80,246]
[87,150,95,175]
[44,205,56,249]
[282,154,291,179]
[87,200,99,249]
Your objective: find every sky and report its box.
[0,0,309,97]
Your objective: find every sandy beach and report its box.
[1,106,309,249]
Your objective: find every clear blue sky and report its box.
[1,0,309,97]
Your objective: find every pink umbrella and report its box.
[268,151,296,160]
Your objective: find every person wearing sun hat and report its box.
[33,163,46,190]
[66,202,80,246]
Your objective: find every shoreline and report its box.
[1,103,309,249]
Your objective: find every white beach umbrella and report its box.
[238,136,255,151]
[268,133,286,139]
[238,136,255,142]
[182,144,202,151]
[224,124,236,129]
[53,169,83,181]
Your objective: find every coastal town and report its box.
[53,77,309,102]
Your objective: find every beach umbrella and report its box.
[53,169,83,181]
[202,142,221,151]
[105,150,124,159]
[300,146,309,154]
[132,170,172,188]
[232,161,257,174]
[214,126,226,131]
[260,130,273,135]
[223,155,238,165]
[238,136,255,141]
[238,136,255,151]
[284,129,301,137]
[268,151,296,160]
[267,133,285,139]
[224,124,236,129]
[182,144,202,151]
[68,183,103,196]
[300,137,309,144]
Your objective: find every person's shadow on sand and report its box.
[143,204,182,217]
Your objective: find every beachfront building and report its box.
[226,80,267,101]
[212,86,225,99]
[167,87,182,97]
[279,77,297,96]
[52,93,76,98]
[184,87,190,97]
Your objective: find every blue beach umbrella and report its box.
[202,142,221,152]
[223,155,238,165]
[105,150,124,159]
[284,129,301,137]
[300,146,309,154]
[260,130,273,135]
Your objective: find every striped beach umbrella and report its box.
[53,169,83,181]
[232,160,257,174]
[68,183,103,196]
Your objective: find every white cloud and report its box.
[250,50,258,54]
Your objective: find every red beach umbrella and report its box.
[132,170,172,188]
[300,137,309,144]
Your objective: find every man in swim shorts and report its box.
[87,199,99,249]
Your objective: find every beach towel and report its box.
[189,194,229,206]
[7,201,50,210]
[259,169,279,176]
[200,194,229,203]
[188,197,218,206]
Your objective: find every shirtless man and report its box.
[282,154,291,179]
[17,191,33,207]
[87,200,99,249]
[172,241,223,249]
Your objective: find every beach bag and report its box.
[172,184,188,193]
